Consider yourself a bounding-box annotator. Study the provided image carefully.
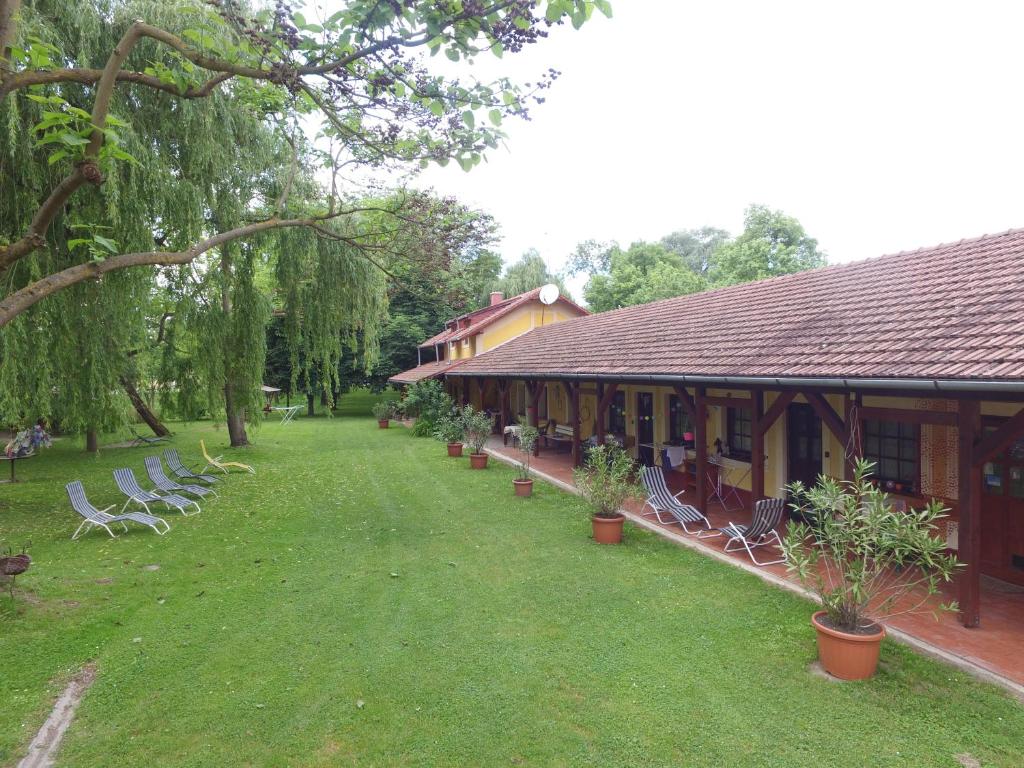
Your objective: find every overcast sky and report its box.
[386,0,1024,300]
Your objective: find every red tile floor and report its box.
[486,436,1024,693]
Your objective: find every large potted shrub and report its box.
[513,425,539,496]
[460,406,494,469]
[372,400,394,429]
[783,459,960,680]
[434,415,465,457]
[573,442,641,544]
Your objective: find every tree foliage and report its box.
[496,248,566,298]
[572,205,826,313]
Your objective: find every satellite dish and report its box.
[539,283,559,305]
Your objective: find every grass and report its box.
[1,388,1022,767]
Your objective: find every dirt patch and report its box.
[142,564,160,572]
[955,755,981,768]
[18,662,97,768]
[94,578,113,585]
[808,661,846,683]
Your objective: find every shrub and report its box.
[433,415,465,444]
[459,405,493,455]
[372,401,394,421]
[515,425,539,481]
[782,459,960,633]
[573,442,641,519]
[402,380,453,437]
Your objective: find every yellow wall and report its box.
[478,301,583,354]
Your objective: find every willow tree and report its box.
[0,0,610,444]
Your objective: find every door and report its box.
[787,403,822,488]
[980,426,1024,586]
[637,392,655,466]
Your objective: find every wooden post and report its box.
[695,386,708,512]
[498,380,510,432]
[958,399,981,628]
[564,381,582,467]
[595,382,605,445]
[527,381,542,456]
[844,393,864,480]
[751,388,764,510]
[595,382,620,447]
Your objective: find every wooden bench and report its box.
[543,424,576,453]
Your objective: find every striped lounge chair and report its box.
[113,468,201,516]
[67,481,170,539]
[718,497,787,566]
[163,449,219,485]
[640,465,714,536]
[144,456,217,501]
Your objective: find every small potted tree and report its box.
[783,459,960,680]
[513,425,539,496]
[434,415,465,457]
[460,406,494,469]
[372,401,394,429]
[573,442,641,544]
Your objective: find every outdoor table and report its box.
[272,405,301,424]
[0,452,35,483]
[503,424,521,446]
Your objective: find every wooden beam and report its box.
[567,381,582,467]
[803,391,847,444]
[672,385,696,420]
[859,406,958,427]
[972,405,1024,467]
[958,398,982,628]
[595,382,619,447]
[695,386,708,512]
[704,395,751,409]
[596,382,620,417]
[527,380,542,456]
[761,391,796,431]
[751,389,765,507]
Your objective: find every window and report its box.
[608,391,626,434]
[863,420,918,492]
[668,395,692,442]
[727,407,752,460]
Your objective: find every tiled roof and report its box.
[417,288,588,348]
[388,359,466,385]
[448,229,1024,384]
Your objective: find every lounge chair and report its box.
[67,480,170,539]
[163,449,219,484]
[113,468,201,515]
[129,427,169,447]
[640,465,715,536]
[200,440,255,475]
[717,497,787,566]
[144,456,218,500]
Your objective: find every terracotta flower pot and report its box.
[811,610,885,680]
[469,453,488,469]
[592,514,625,544]
[378,419,389,429]
[513,478,533,497]
[447,443,464,458]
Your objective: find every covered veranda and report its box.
[483,431,1024,692]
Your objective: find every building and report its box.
[442,229,1024,628]
[388,288,589,390]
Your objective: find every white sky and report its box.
[311,1,1024,303]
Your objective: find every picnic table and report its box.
[271,405,301,424]
[0,452,35,483]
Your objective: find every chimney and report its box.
[490,291,504,306]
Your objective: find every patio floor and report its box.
[485,435,1024,694]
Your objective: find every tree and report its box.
[581,241,705,312]
[497,249,566,298]
[710,204,826,286]
[660,226,730,276]
[0,0,608,443]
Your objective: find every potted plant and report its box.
[434,415,465,457]
[372,401,394,429]
[572,442,641,544]
[782,459,960,680]
[513,425,539,496]
[460,405,494,469]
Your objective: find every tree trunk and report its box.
[320,390,328,407]
[306,392,315,417]
[224,382,249,447]
[85,429,98,453]
[221,246,248,447]
[120,375,170,437]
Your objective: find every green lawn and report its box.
[1,390,1022,767]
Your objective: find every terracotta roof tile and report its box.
[449,229,1024,384]
[388,359,467,385]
